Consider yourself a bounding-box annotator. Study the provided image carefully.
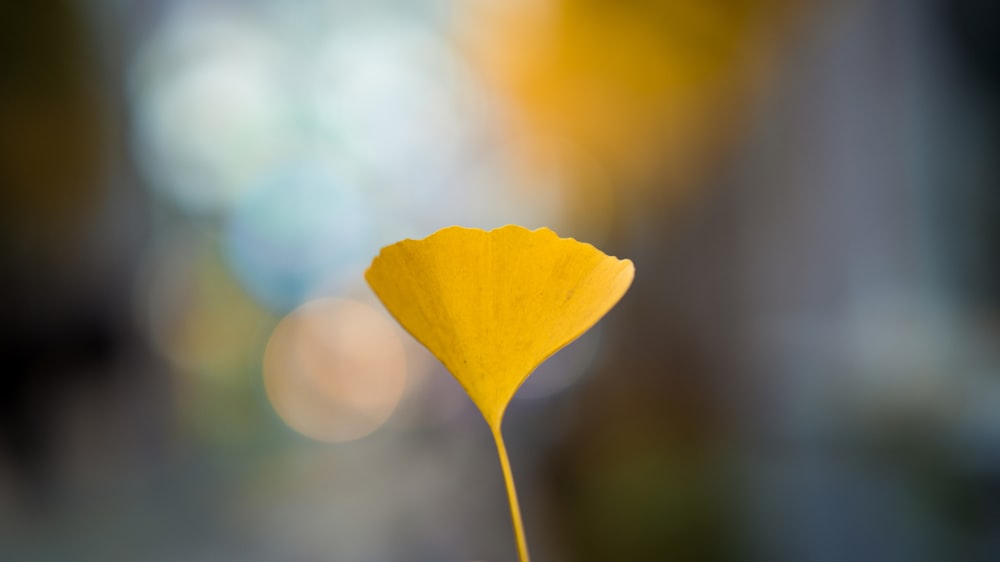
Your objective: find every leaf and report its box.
[365,224,634,562]
[365,225,634,427]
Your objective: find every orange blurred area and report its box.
[4,0,1000,560]
[461,0,798,230]
[263,298,407,443]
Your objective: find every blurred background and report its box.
[2,0,1000,560]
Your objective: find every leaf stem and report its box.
[491,423,531,562]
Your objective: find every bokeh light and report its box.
[263,298,407,443]
[129,6,289,213]
[310,23,465,183]
[134,226,271,377]
[223,159,375,311]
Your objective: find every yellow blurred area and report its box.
[462,0,795,226]
[263,298,407,443]
[135,228,272,379]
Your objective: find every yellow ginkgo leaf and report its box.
[365,224,634,427]
[365,224,633,562]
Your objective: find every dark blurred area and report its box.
[3,0,1000,560]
